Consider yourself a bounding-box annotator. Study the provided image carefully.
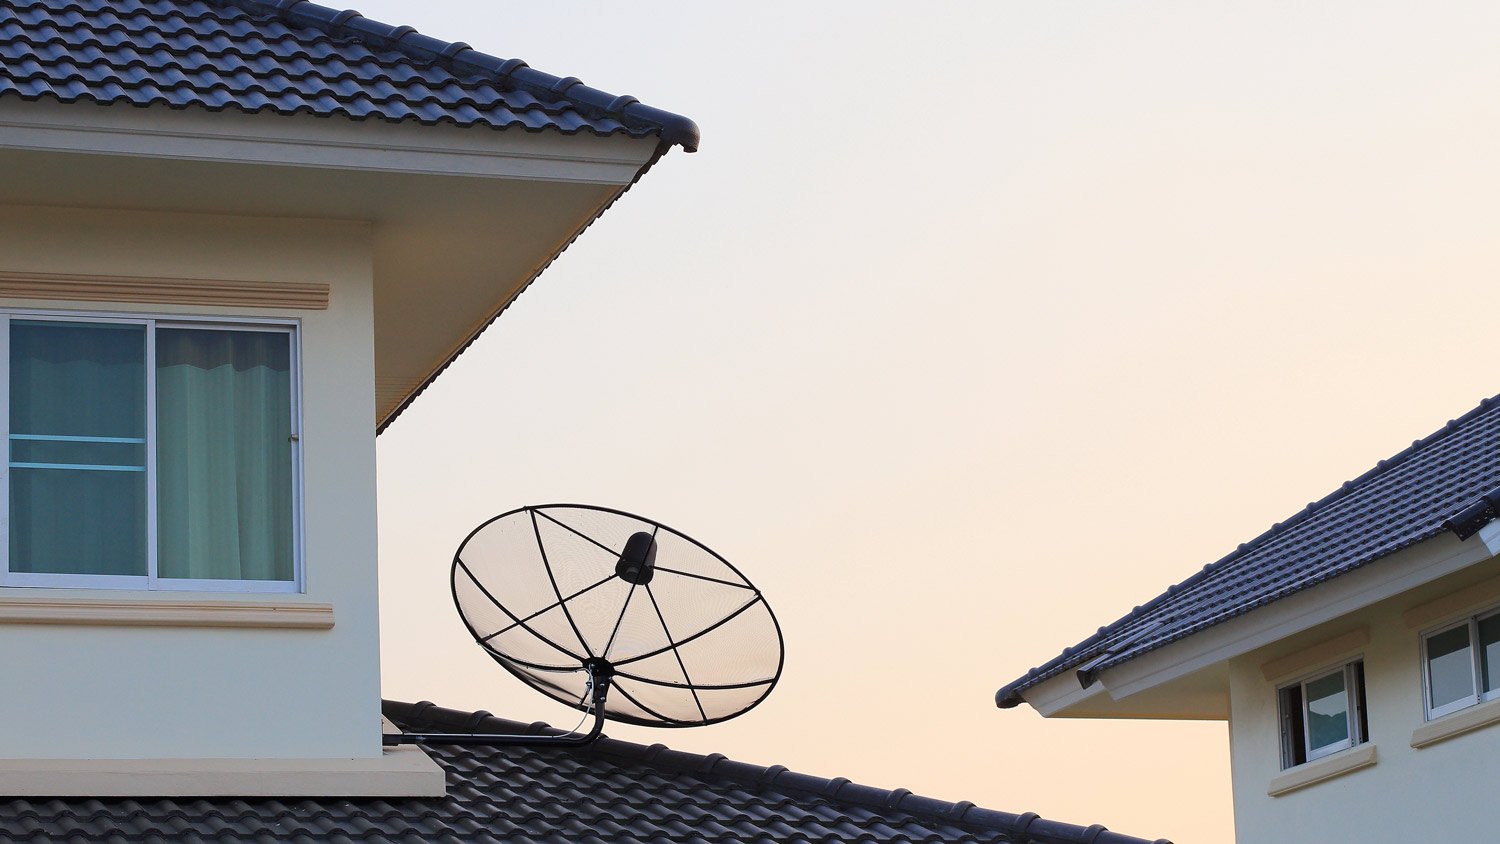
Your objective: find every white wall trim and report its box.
[0,597,333,629]
[0,748,443,797]
[1266,742,1377,797]
[0,98,657,184]
[1410,695,1500,749]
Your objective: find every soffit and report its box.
[0,102,660,429]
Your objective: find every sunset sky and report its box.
[367,4,1500,841]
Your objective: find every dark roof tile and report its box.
[0,0,699,150]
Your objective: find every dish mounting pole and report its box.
[383,659,615,748]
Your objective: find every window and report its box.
[1421,609,1500,720]
[1278,661,1367,768]
[0,312,301,592]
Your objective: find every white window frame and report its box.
[1420,607,1500,721]
[0,308,304,594]
[1278,659,1366,768]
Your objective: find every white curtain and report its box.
[156,328,293,581]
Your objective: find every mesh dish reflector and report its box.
[451,504,784,728]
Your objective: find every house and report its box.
[0,0,1170,841]
[997,393,1500,842]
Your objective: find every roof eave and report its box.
[1005,527,1500,718]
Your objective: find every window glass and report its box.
[155,328,293,581]
[1304,669,1350,752]
[9,321,146,575]
[1479,614,1500,697]
[1279,660,1366,769]
[1427,624,1476,711]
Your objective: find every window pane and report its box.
[11,321,145,439]
[156,328,293,581]
[1305,670,1350,752]
[1427,625,1476,710]
[1480,615,1500,696]
[9,321,146,576]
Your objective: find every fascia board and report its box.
[1095,530,1498,704]
[0,97,657,184]
[1480,517,1500,557]
[1025,666,1111,717]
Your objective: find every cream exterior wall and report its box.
[0,204,382,760]
[1227,551,1500,843]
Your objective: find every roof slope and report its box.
[0,700,1171,843]
[998,393,1500,708]
[0,0,699,149]
[379,701,1168,844]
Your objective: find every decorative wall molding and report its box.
[1259,627,1370,683]
[0,270,329,309]
[1403,572,1500,630]
[0,597,334,629]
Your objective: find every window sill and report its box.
[0,596,333,629]
[1411,696,1500,749]
[1267,743,1376,797]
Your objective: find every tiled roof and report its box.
[997,393,1500,708]
[0,700,1171,843]
[0,0,699,150]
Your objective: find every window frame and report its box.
[1277,659,1367,769]
[1420,607,1500,721]
[0,308,304,594]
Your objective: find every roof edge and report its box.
[997,391,1500,709]
[383,699,1172,844]
[231,0,700,151]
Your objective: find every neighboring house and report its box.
[0,1,1167,841]
[997,394,1500,842]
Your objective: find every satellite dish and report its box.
[386,504,783,748]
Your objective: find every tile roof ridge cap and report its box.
[217,0,701,151]
[996,391,1500,708]
[380,698,1165,842]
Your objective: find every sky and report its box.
[368,4,1500,841]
